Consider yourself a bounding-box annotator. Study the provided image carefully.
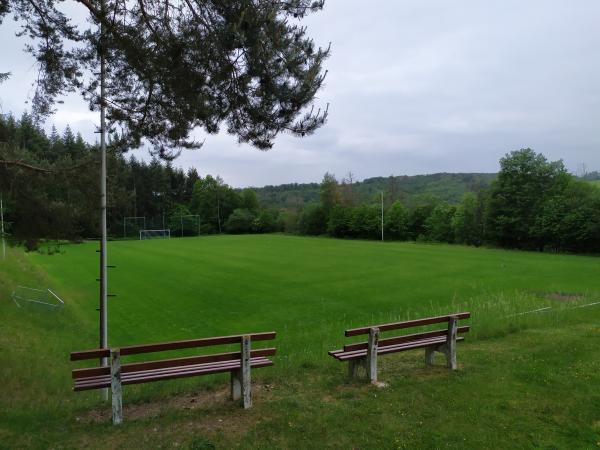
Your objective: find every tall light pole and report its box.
[1,192,6,260]
[98,0,109,399]
[381,191,384,241]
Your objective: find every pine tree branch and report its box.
[0,159,53,173]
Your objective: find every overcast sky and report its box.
[1,1,599,187]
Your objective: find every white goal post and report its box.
[139,229,171,240]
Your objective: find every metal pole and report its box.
[217,192,221,234]
[180,216,183,237]
[1,192,6,260]
[381,192,384,241]
[98,1,109,401]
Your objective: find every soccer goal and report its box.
[139,229,171,240]
[123,216,146,239]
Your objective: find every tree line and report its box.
[0,113,281,248]
[253,172,496,210]
[298,149,600,253]
[1,112,599,253]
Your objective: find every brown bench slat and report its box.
[75,356,273,384]
[123,358,273,388]
[333,336,465,361]
[119,332,276,356]
[72,347,277,379]
[336,336,465,361]
[344,312,470,337]
[378,336,464,357]
[74,357,272,389]
[74,358,250,387]
[70,331,276,361]
[70,348,110,361]
[75,358,257,388]
[343,326,470,352]
[74,357,273,391]
[335,336,447,361]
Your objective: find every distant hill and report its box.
[252,173,497,210]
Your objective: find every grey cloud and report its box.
[1,0,599,186]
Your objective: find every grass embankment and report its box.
[1,235,599,448]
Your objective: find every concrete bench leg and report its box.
[425,347,435,365]
[425,316,458,369]
[348,358,364,378]
[367,327,379,384]
[241,335,252,409]
[446,316,458,370]
[348,327,380,382]
[110,349,123,425]
[230,370,241,401]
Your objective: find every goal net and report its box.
[139,229,171,240]
[12,286,65,310]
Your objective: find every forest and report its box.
[1,112,599,253]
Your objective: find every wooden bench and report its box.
[328,313,470,384]
[70,331,276,424]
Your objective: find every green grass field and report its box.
[1,235,600,449]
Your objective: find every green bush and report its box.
[384,201,409,240]
[224,208,256,233]
[298,204,327,235]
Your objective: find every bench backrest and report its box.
[71,332,276,380]
[344,312,470,337]
[342,313,470,351]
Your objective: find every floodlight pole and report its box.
[1,192,6,260]
[98,1,109,400]
[381,192,384,241]
[217,193,221,234]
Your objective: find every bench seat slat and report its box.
[344,312,470,337]
[336,336,448,360]
[75,361,246,386]
[331,336,465,361]
[74,357,273,391]
[122,359,273,387]
[343,326,470,352]
[74,358,250,385]
[377,336,464,356]
[72,348,277,379]
[74,357,272,386]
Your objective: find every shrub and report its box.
[327,205,352,237]
[384,201,409,240]
[298,204,327,235]
[224,208,256,234]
